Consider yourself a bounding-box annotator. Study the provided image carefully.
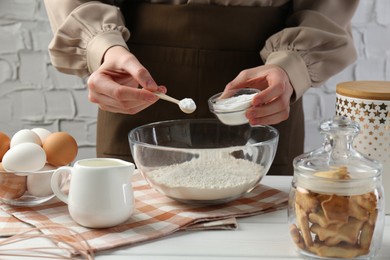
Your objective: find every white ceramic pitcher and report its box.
[51,158,135,228]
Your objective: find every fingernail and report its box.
[246,111,254,119]
[146,79,157,89]
[158,86,167,93]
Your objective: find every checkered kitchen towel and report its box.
[0,172,288,253]
[0,210,33,237]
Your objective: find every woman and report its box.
[43,0,359,175]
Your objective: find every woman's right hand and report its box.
[87,46,166,114]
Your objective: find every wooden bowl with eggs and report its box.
[0,129,77,206]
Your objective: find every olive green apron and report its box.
[96,1,304,175]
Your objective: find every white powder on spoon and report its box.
[179,98,197,114]
[147,150,264,201]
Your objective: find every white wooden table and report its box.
[0,176,388,259]
[95,176,390,260]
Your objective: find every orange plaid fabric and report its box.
[0,209,33,236]
[0,173,288,253]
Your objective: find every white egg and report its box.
[10,129,42,148]
[31,128,52,144]
[39,164,57,171]
[2,143,46,172]
[27,164,56,197]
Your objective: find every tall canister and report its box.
[336,81,390,214]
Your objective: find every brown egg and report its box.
[0,162,27,200]
[0,132,10,161]
[43,132,78,167]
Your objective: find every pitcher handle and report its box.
[51,166,72,204]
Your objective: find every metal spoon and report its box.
[154,92,196,114]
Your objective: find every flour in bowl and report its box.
[147,151,264,201]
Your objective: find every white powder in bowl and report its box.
[146,151,264,201]
[212,93,257,125]
[213,93,257,111]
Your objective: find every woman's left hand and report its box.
[222,64,294,125]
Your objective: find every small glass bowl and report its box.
[0,165,59,206]
[208,88,260,126]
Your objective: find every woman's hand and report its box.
[223,64,294,125]
[87,46,166,114]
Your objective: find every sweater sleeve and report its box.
[44,0,130,77]
[260,0,359,101]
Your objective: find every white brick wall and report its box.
[0,0,96,159]
[0,0,388,160]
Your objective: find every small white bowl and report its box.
[208,88,260,125]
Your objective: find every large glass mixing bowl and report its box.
[128,119,279,205]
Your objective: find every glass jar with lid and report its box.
[288,116,384,259]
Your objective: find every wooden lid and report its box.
[336,81,390,100]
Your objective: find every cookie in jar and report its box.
[288,116,384,259]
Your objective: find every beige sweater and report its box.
[44,0,359,101]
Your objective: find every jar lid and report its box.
[293,116,382,195]
[336,81,390,100]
